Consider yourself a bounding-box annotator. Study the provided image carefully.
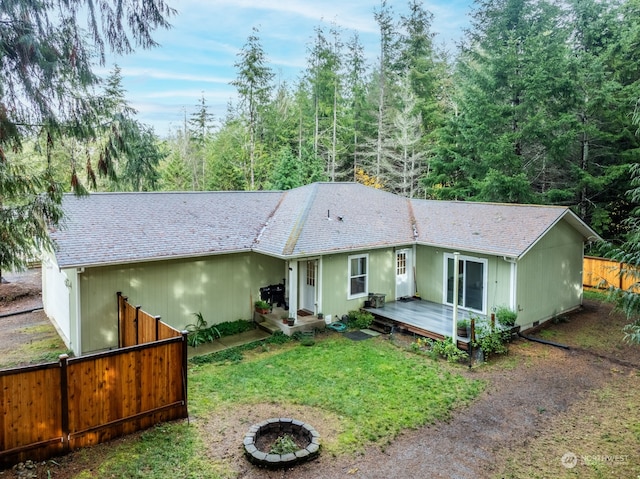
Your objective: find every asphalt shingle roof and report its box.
[50,183,598,268]
[410,200,576,258]
[51,191,282,268]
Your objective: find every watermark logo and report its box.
[561,452,578,469]
[561,451,630,469]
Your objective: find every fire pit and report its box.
[243,418,320,468]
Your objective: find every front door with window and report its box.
[445,255,487,313]
[298,260,316,313]
[395,249,413,299]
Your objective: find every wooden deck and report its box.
[363,299,486,350]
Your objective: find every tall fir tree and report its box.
[231,26,274,189]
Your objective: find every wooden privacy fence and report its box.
[117,292,182,346]
[0,295,188,468]
[583,256,639,292]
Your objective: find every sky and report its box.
[100,0,474,137]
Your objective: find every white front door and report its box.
[395,249,413,299]
[298,260,316,313]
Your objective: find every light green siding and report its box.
[319,248,397,321]
[516,220,584,326]
[79,253,285,353]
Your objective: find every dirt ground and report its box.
[1,272,639,478]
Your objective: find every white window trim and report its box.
[442,253,488,314]
[348,253,369,300]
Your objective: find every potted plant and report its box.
[457,318,470,338]
[254,300,271,315]
[281,313,289,324]
[495,306,519,334]
[287,317,295,326]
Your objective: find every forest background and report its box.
[5,0,640,249]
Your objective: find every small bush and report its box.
[473,324,509,357]
[347,310,374,329]
[264,330,291,345]
[495,306,518,328]
[215,319,255,337]
[269,434,298,454]
[185,312,220,347]
[431,337,467,363]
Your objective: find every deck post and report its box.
[452,252,460,342]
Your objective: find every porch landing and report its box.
[364,299,484,350]
[255,307,326,336]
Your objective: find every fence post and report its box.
[135,306,141,345]
[117,292,123,348]
[155,316,162,342]
[181,330,189,418]
[59,354,70,454]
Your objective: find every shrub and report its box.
[185,312,220,347]
[270,434,298,454]
[473,324,509,357]
[347,310,374,329]
[431,337,467,363]
[495,306,518,328]
[215,319,254,337]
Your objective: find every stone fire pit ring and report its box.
[243,417,320,468]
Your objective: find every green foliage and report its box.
[457,318,470,329]
[495,306,518,328]
[72,422,228,479]
[214,319,255,338]
[185,313,220,348]
[269,434,298,455]
[430,337,468,363]
[1,2,173,274]
[265,330,291,345]
[186,316,257,348]
[188,337,484,452]
[0,161,62,276]
[473,324,510,357]
[254,300,270,310]
[347,310,374,329]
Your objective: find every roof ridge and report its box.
[282,184,319,255]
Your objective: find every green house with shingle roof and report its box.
[42,182,600,355]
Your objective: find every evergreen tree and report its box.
[604,103,640,344]
[0,0,173,278]
[231,27,274,189]
[205,118,248,191]
[271,147,303,190]
[343,33,370,181]
[188,94,215,190]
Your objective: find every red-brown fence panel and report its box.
[0,363,65,466]
[1,295,188,469]
[66,338,187,450]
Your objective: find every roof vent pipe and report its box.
[327,209,332,220]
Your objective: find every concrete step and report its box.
[257,321,279,334]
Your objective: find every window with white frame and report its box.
[348,254,368,298]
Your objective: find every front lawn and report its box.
[189,336,484,454]
[67,335,483,478]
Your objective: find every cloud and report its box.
[118,67,232,84]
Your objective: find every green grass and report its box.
[583,288,609,302]
[189,337,484,453]
[73,423,232,479]
[50,336,482,477]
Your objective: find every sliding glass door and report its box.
[445,255,487,313]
